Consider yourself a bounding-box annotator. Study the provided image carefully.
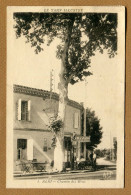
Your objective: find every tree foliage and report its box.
[82,108,103,149]
[13,13,117,85]
[49,117,64,133]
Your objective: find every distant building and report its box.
[13,85,90,171]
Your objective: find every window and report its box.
[81,142,84,154]
[17,139,27,149]
[73,112,79,129]
[43,138,47,152]
[21,101,28,120]
[17,99,31,121]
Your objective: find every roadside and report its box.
[97,157,116,165]
[14,169,116,180]
[14,158,116,178]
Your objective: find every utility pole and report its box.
[110,131,112,161]
[50,69,55,100]
[50,69,55,92]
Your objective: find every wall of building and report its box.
[14,129,54,171]
[14,92,82,135]
[13,89,83,171]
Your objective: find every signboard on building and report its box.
[76,136,90,143]
[72,136,90,143]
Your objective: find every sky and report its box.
[8,17,123,150]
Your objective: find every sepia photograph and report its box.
[6,6,125,188]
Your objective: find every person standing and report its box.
[93,151,97,170]
[90,151,93,166]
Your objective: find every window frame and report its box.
[17,99,31,121]
[21,100,28,121]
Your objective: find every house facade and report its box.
[13,85,90,171]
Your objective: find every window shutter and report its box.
[28,100,31,121]
[18,99,21,120]
[74,112,79,129]
[27,139,33,161]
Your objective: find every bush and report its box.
[49,117,64,133]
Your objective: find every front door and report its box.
[64,137,72,168]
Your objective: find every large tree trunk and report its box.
[53,19,74,172]
[53,52,68,172]
[53,80,68,171]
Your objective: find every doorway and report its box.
[17,139,27,160]
[64,137,72,168]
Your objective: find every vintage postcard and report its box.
[6,6,125,188]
